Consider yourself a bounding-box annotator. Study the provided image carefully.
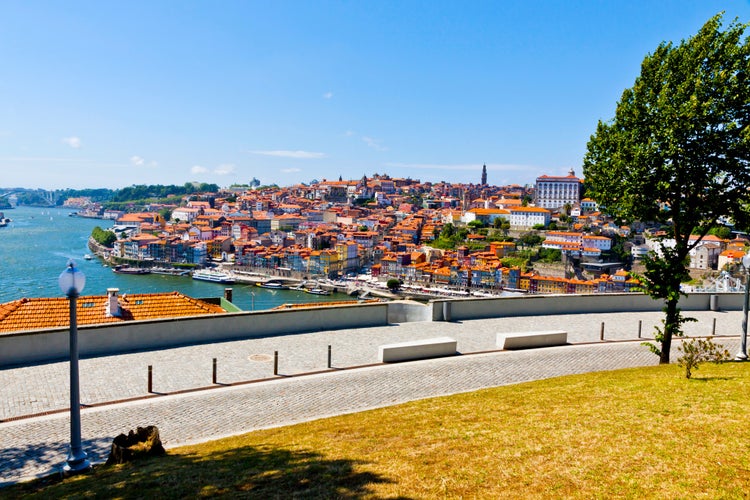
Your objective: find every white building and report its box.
[582,235,612,251]
[509,207,551,229]
[535,168,582,210]
[631,245,649,260]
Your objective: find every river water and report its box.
[0,206,349,311]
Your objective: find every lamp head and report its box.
[743,253,750,270]
[59,259,86,297]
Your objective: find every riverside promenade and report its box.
[0,309,744,485]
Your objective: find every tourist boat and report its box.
[192,269,235,284]
[151,267,192,276]
[83,254,93,260]
[112,265,151,275]
[304,287,331,296]
[257,280,289,290]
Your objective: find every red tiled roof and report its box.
[0,291,226,334]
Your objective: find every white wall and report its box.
[0,303,389,367]
[0,293,741,367]
[430,292,742,321]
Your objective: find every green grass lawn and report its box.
[6,362,750,499]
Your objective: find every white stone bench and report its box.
[379,337,457,363]
[497,330,568,350]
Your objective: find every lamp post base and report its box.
[735,351,748,361]
[63,451,91,476]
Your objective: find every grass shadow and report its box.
[0,435,111,487]
[689,376,736,382]
[4,443,405,499]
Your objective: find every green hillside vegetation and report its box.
[90,226,117,248]
[7,362,750,498]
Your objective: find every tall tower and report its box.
[481,164,487,186]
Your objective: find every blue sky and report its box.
[2,1,749,190]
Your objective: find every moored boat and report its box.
[192,269,235,284]
[112,265,151,275]
[151,267,192,276]
[304,287,331,296]
[257,280,289,290]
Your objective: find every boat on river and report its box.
[151,267,192,276]
[304,287,331,296]
[112,265,151,275]
[192,269,235,284]
[257,279,289,290]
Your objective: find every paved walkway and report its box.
[0,310,743,485]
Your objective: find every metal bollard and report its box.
[148,365,153,393]
[327,345,332,369]
[274,351,279,375]
[712,317,716,336]
[212,358,217,384]
[638,320,642,339]
[600,322,605,341]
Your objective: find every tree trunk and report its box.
[660,297,679,364]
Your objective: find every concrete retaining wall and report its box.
[0,292,742,367]
[0,302,388,367]
[432,292,743,322]
[387,300,433,323]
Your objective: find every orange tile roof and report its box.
[0,291,226,334]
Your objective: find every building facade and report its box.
[534,168,582,210]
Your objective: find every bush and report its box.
[677,337,731,379]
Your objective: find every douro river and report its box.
[0,206,348,311]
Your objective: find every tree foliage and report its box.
[538,247,562,263]
[111,183,219,203]
[583,14,750,364]
[91,226,117,248]
[517,231,543,248]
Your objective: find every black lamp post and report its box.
[58,260,91,474]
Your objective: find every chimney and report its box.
[106,288,122,317]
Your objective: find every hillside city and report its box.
[12,165,744,295]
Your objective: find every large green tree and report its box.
[583,14,750,364]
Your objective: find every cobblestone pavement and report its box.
[0,310,743,485]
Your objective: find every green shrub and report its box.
[677,337,731,379]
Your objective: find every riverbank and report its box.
[0,206,353,311]
[87,237,514,303]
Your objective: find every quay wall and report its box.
[0,302,388,367]
[428,292,742,322]
[0,293,740,367]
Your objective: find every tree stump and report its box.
[106,425,166,465]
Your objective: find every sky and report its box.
[1,1,749,191]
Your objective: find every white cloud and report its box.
[215,163,236,175]
[344,130,356,137]
[323,91,333,99]
[281,168,302,173]
[129,155,158,168]
[362,136,387,151]
[62,136,81,149]
[250,150,326,159]
[191,165,208,174]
